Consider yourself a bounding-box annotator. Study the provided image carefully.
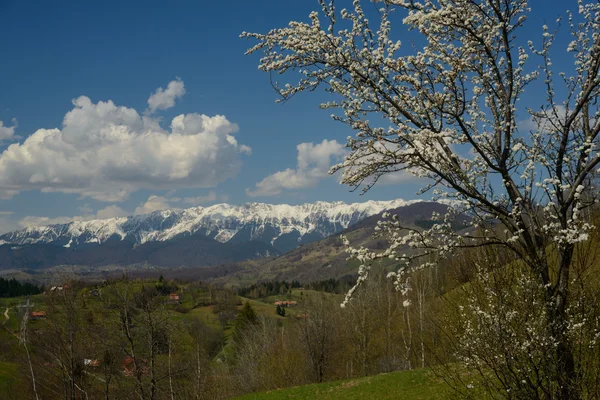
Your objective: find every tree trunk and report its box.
[544,246,579,400]
[557,246,578,400]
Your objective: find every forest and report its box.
[0,277,42,298]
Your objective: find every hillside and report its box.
[217,202,467,285]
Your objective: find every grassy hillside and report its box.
[234,368,468,400]
[0,361,18,398]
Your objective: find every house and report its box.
[121,357,148,376]
[84,359,101,367]
[274,300,298,307]
[168,293,180,304]
[30,311,47,320]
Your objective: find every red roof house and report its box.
[30,311,47,320]
[121,357,148,376]
[274,300,297,307]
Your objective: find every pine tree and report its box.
[276,304,286,317]
[233,301,259,343]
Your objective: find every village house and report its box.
[84,359,101,367]
[29,311,47,320]
[274,300,297,307]
[168,293,180,304]
[121,357,148,376]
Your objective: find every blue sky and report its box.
[0,0,573,232]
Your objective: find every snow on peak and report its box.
[0,199,420,252]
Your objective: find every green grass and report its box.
[234,369,458,400]
[0,361,18,398]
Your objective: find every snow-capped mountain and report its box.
[0,199,419,254]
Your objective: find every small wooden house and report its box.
[168,293,180,304]
[30,311,47,320]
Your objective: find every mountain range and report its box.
[0,199,422,271]
[217,201,464,284]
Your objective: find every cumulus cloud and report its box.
[147,78,186,114]
[0,119,17,141]
[247,139,345,197]
[134,195,173,215]
[0,83,250,202]
[134,191,221,215]
[95,205,129,219]
[18,204,129,228]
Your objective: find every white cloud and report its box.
[377,171,417,185]
[147,78,186,114]
[134,191,220,215]
[134,195,172,215]
[18,204,129,228]
[0,119,17,141]
[95,205,129,219]
[518,105,567,133]
[0,84,250,202]
[247,139,345,197]
[78,204,95,215]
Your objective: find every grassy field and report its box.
[234,369,463,400]
[0,361,18,398]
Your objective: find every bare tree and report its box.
[19,308,40,400]
[413,265,434,369]
[35,282,90,400]
[297,297,338,383]
[102,280,149,399]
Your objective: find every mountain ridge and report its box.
[0,199,421,254]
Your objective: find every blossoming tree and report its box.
[243,1,600,398]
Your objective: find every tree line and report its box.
[0,277,42,297]
[237,276,356,299]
